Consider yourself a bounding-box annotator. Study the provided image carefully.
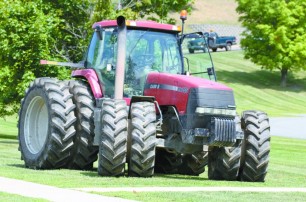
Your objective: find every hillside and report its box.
[171,0,240,25]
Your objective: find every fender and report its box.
[71,69,103,98]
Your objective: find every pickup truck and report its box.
[186,33,209,53]
[186,32,237,53]
[205,32,237,52]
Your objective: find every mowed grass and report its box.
[0,136,305,201]
[185,50,306,116]
[0,192,46,202]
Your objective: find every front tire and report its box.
[18,78,76,169]
[239,111,270,182]
[178,152,208,176]
[208,145,241,180]
[154,149,182,174]
[128,102,157,177]
[98,99,128,176]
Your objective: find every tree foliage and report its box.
[0,0,193,117]
[91,0,194,24]
[236,0,306,87]
[0,0,90,116]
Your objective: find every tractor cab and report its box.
[84,19,216,99]
[85,20,183,98]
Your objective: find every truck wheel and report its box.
[208,145,241,180]
[67,80,98,170]
[212,48,217,52]
[225,43,232,51]
[178,151,208,176]
[239,111,270,182]
[18,78,76,169]
[154,149,182,174]
[98,99,128,176]
[188,49,194,54]
[128,102,157,177]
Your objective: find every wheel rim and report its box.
[24,96,49,154]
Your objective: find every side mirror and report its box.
[95,25,103,41]
[207,68,214,76]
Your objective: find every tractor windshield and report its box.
[86,28,182,97]
[182,32,216,81]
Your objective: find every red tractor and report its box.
[18,13,270,182]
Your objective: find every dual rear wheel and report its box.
[98,101,157,177]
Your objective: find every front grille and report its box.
[209,117,236,146]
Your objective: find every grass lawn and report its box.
[0,192,47,202]
[0,135,305,201]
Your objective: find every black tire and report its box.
[225,43,232,51]
[98,99,128,176]
[208,145,241,180]
[178,152,208,176]
[188,49,194,54]
[18,78,76,169]
[239,110,270,182]
[128,102,157,177]
[154,149,182,174]
[67,80,98,170]
[212,48,217,52]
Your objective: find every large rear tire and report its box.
[128,102,157,177]
[18,78,76,169]
[178,152,208,176]
[67,80,98,170]
[239,110,270,182]
[98,99,128,176]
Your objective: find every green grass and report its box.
[0,192,46,202]
[101,191,306,202]
[185,50,306,116]
[0,136,305,201]
[0,115,18,139]
[0,136,305,188]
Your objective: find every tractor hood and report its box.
[144,72,235,115]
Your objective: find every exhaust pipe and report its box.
[114,16,127,99]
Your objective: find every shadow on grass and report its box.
[154,173,209,181]
[80,170,209,181]
[217,70,306,92]
[8,164,25,168]
[0,134,17,140]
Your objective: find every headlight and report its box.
[195,107,236,116]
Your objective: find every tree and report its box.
[91,0,194,24]
[236,0,306,87]
[0,0,90,117]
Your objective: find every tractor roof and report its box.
[93,20,181,33]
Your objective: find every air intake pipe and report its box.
[114,16,127,99]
